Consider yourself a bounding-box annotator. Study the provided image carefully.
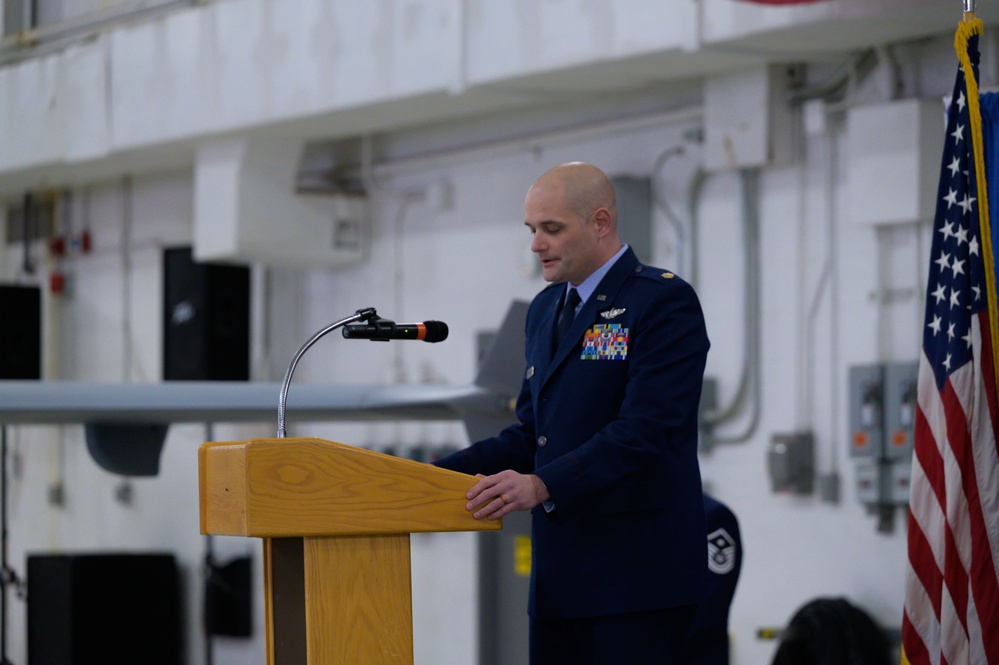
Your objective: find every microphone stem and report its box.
[277,307,377,438]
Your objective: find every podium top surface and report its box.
[199,437,500,537]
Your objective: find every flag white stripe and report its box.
[941,585,969,665]
[967,590,986,665]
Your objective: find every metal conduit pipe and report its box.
[701,168,763,446]
[686,168,708,291]
[652,145,689,279]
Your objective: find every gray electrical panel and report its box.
[848,364,884,459]
[848,361,919,522]
[883,361,919,460]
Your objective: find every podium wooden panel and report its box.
[199,437,499,664]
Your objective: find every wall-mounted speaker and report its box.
[163,246,250,381]
[0,284,41,379]
[27,553,181,665]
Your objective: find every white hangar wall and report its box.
[1,1,997,664]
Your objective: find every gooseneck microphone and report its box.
[342,319,448,343]
[276,307,449,438]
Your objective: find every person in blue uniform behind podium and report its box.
[434,162,711,665]
[685,493,743,665]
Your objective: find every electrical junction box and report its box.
[768,431,813,495]
[855,460,911,507]
[847,98,946,226]
[848,364,885,459]
[889,459,911,506]
[855,460,887,506]
[704,64,801,171]
[883,361,919,460]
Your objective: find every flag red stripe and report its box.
[978,314,999,445]
[943,518,971,638]
[940,381,973,637]
[909,369,952,660]
[966,316,999,660]
[913,402,948,525]
[907,504,943,619]
[902,610,931,665]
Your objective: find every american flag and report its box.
[902,26,999,665]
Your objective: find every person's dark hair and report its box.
[771,597,892,665]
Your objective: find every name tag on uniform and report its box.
[581,324,629,360]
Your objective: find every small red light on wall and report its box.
[50,272,66,295]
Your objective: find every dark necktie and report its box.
[555,288,582,349]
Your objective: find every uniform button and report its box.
[538,436,548,447]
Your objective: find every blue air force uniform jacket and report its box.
[436,247,710,620]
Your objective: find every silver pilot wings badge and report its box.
[600,307,626,320]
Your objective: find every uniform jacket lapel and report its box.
[531,288,560,383]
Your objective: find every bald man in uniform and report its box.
[435,162,710,664]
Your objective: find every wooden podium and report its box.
[199,437,500,665]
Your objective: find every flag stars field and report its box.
[945,188,960,208]
[959,193,976,215]
[952,122,965,143]
[932,283,948,304]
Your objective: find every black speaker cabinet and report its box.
[205,555,253,637]
[163,247,250,381]
[27,553,181,665]
[0,284,41,379]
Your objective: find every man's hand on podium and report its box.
[464,470,550,520]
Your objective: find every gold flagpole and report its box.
[965,0,975,22]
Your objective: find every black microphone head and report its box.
[423,320,448,343]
